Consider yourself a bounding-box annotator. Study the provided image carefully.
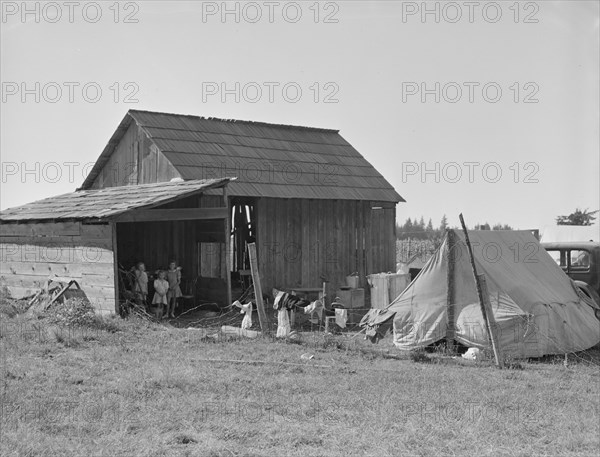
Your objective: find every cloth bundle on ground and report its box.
[233,300,253,329]
[360,229,600,358]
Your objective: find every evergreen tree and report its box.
[440,214,448,231]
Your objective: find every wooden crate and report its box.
[335,288,365,309]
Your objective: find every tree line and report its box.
[396,208,597,240]
[396,215,513,240]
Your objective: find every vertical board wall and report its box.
[255,198,396,298]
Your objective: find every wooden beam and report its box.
[224,186,232,307]
[247,242,269,334]
[111,222,119,315]
[113,207,228,223]
[478,274,503,368]
[459,214,503,368]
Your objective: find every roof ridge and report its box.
[127,109,340,134]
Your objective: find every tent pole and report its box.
[459,214,504,368]
[477,274,503,367]
[445,229,455,352]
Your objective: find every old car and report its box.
[542,241,600,302]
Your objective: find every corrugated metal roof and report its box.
[0,178,232,222]
[80,110,404,202]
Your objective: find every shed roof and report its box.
[80,110,403,202]
[0,178,231,223]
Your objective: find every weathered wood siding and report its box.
[255,198,396,299]
[0,222,116,314]
[89,122,180,189]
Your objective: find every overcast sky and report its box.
[1,1,599,231]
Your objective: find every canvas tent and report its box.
[361,229,600,358]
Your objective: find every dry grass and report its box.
[1,309,599,457]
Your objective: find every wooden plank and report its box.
[348,201,357,281]
[333,199,341,295]
[285,199,295,287]
[114,207,228,223]
[200,243,220,277]
[390,205,397,271]
[384,208,391,270]
[0,222,82,237]
[326,199,336,298]
[263,198,274,291]
[81,223,111,240]
[479,274,503,368]
[301,199,310,287]
[356,201,364,282]
[0,235,78,244]
[247,242,269,333]
[384,209,391,270]
[340,201,349,281]
[291,199,302,288]
[82,273,116,288]
[1,243,114,264]
[1,284,44,299]
[0,275,48,289]
[365,202,372,275]
[0,236,112,250]
[0,271,114,290]
[459,214,503,369]
[375,206,382,272]
[0,261,113,277]
[224,187,232,306]
[81,284,116,300]
[274,198,283,289]
[111,222,119,314]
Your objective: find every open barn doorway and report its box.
[115,216,230,315]
[229,197,257,295]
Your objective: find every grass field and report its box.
[1,307,599,457]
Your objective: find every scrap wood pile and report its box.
[21,276,88,317]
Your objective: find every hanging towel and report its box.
[276,309,290,337]
[335,309,348,328]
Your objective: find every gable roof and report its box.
[0,178,231,222]
[80,110,403,202]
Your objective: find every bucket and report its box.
[346,274,359,289]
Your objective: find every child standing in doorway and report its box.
[133,262,148,307]
[166,260,182,318]
[153,270,169,318]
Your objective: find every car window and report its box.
[570,250,590,269]
[546,250,566,267]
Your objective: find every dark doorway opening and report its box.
[230,197,257,293]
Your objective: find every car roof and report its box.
[542,241,600,250]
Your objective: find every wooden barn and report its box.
[0,110,403,314]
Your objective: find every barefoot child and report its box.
[153,270,169,319]
[133,262,148,307]
[166,260,182,318]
